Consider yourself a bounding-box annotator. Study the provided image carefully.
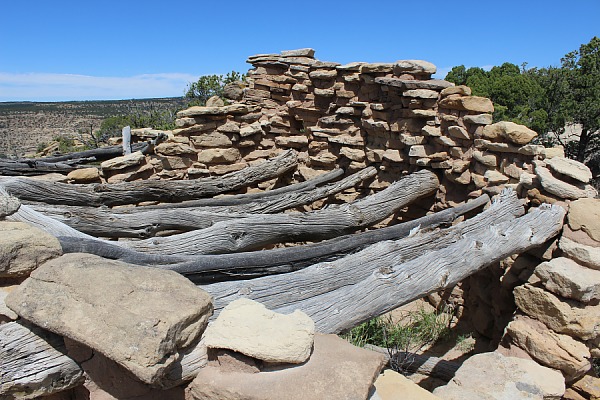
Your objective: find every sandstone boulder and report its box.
[281,48,315,58]
[155,142,196,156]
[514,284,599,341]
[438,95,494,113]
[571,374,600,400]
[204,298,315,364]
[197,148,240,164]
[223,82,245,101]
[546,157,592,183]
[568,198,600,242]
[535,162,597,200]
[559,236,600,270]
[66,167,100,183]
[0,285,18,321]
[441,85,472,97]
[506,316,591,381]
[100,151,145,171]
[5,253,213,385]
[188,333,386,400]
[205,95,225,107]
[482,121,537,145]
[0,221,62,277]
[393,60,437,75]
[374,369,441,399]
[433,351,565,399]
[534,257,600,302]
[0,192,20,218]
[64,338,186,399]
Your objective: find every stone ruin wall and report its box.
[80,49,599,391]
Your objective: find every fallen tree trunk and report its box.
[140,168,345,209]
[56,194,489,281]
[0,321,84,399]
[201,189,524,311]
[26,167,375,238]
[275,203,566,333]
[15,142,151,163]
[0,149,298,206]
[121,169,439,255]
[0,158,95,176]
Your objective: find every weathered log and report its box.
[26,167,375,238]
[201,189,524,312]
[141,168,345,209]
[19,142,150,163]
[0,321,84,399]
[56,194,489,281]
[275,203,566,333]
[121,169,439,255]
[0,158,95,176]
[0,149,298,206]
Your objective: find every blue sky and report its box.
[0,0,598,102]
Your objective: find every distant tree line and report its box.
[445,37,599,177]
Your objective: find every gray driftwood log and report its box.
[26,167,375,238]
[120,169,439,255]
[0,149,298,206]
[0,321,84,399]
[56,194,489,282]
[11,169,438,256]
[140,167,344,209]
[202,189,524,312]
[276,202,566,333]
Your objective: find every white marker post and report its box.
[122,126,131,155]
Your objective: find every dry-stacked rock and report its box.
[499,198,600,397]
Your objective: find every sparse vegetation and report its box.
[455,333,475,353]
[342,306,452,373]
[185,71,246,106]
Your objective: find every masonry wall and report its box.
[84,49,599,393]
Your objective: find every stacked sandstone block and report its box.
[498,198,600,399]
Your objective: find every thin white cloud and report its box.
[0,72,201,101]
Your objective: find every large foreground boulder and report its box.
[187,333,386,400]
[433,351,565,399]
[5,253,213,385]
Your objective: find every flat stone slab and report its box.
[535,257,600,302]
[514,284,600,341]
[6,253,213,385]
[567,198,600,242]
[204,298,315,364]
[559,236,600,270]
[546,157,592,183]
[506,316,591,382]
[433,351,565,399]
[188,333,386,400]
